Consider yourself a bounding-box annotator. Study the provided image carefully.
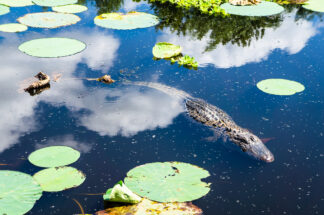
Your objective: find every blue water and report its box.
[0,1,324,214]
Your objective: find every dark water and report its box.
[0,1,324,214]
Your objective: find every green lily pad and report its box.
[52,4,88,13]
[0,171,43,215]
[152,42,182,59]
[17,12,80,28]
[94,12,160,30]
[257,79,305,95]
[302,0,324,12]
[33,166,86,192]
[220,1,284,16]
[18,37,86,58]
[0,0,33,7]
[32,0,77,7]
[104,181,142,204]
[97,198,203,215]
[28,146,80,168]
[0,23,28,32]
[124,162,211,202]
[0,4,9,16]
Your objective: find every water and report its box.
[0,1,324,214]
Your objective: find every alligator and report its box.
[128,81,274,163]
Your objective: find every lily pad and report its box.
[52,4,88,13]
[0,171,43,215]
[94,12,159,30]
[28,146,80,168]
[257,79,305,95]
[302,0,324,12]
[32,0,77,7]
[17,12,80,28]
[18,37,86,58]
[33,166,86,192]
[220,1,284,16]
[152,42,182,59]
[0,4,9,16]
[104,181,142,204]
[124,162,211,202]
[0,0,33,7]
[0,23,28,32]
[96,198,203,215]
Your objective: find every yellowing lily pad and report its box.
[94,12,159,30]
[28,146,80,168]
[17,12,80,28]
[0,171,43,215]
[220,1,284,16]
[302,0,324,12]
[153,42,182,59]
[124,162,211,202]
[0,4,9,16]
[257,79,305,95]
[32,0,77,7]
[0,0,33,7]
[33,166,86,192]
[52,4,88,13]
[0,23,28,32]
[18,37,86,58]
[97,198,203,215]
[104,181,142,204]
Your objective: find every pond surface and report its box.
[0,1,324,214]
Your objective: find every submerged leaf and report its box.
[52,4,88,13]
[18,37,86,58]
[17,12,80,28]
[0,23,28,32]
[33,166,86,192]
[0,4,9,16]
[104,181,142,204]
[32,0,77,7]
[257,79,305,95]
[124,162,211,202]
[153,42,182,59]
[96,198,203,215]
[0,171,43,215]
[0,0,33,7]
[28,146,80,168]
[220,1,284,16]
[302,0,324,12]
[94,12,159,30]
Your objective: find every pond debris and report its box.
[96,75,115,84]
[229,0,261,5]
[52,73,62,82]
[24,72,50,96]
[73,198,85,215]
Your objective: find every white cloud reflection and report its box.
[157,11,318,68]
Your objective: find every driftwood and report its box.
[24,72,50,96]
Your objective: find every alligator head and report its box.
[230,129,274,163]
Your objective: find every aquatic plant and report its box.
[52,4,88,13]
[220,1,284,16]
[0,23,28,33]
[257,79,305,95]
[174,55,198,68]
[103,180,142,204]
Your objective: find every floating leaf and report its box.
[0,171,43,215]
[0,4,9,16]
[94,12,159,30]
[52,4,88,13]
[33,166,86,192]
[257,79,305,95]
[32,0,77,7]
[0,0,33,7]
[104,181,142,204]
[18,37,86,58]
[124,162,211,202]
[153,42,182,59]
[302,0,324,12]
[0,23,28,32]
[96,198,203,215]
[28,146,80,168]
[220,1,284,16]
[17,12,80,28]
